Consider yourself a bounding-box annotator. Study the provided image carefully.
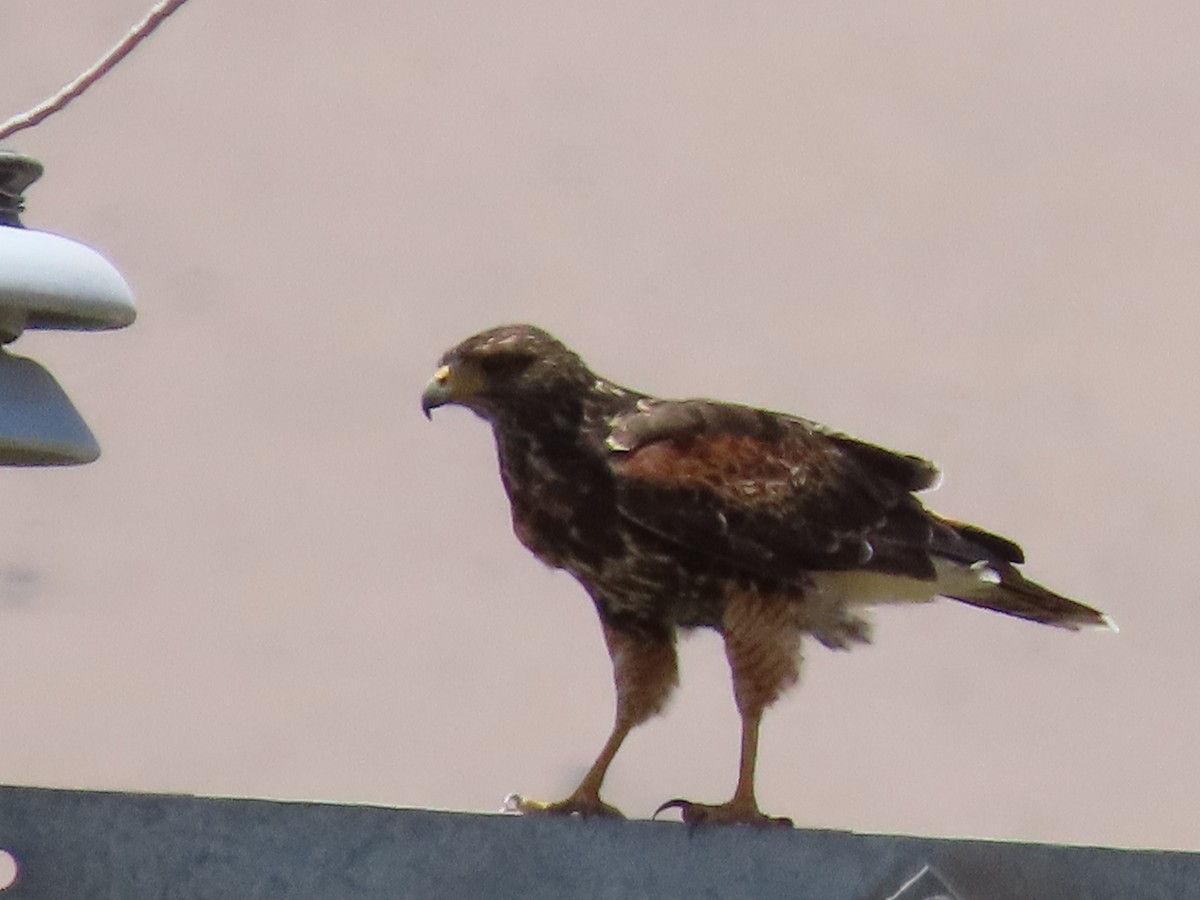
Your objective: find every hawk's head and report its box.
[421,324,593,422]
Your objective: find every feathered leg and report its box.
[657,589,799,826]
[512,620,678,818]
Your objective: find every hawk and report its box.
[421,324,1111,826]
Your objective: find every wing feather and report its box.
[605,399,939,580]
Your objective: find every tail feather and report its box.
[942,564,1114,631]
[929,516,1114,631]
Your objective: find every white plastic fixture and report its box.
[0,151,136,466]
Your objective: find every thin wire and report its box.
[0,0,194,143]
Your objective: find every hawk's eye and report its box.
[478,353,536,380]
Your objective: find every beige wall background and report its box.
[2,0,1197,850]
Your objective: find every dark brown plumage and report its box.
[422,324,1111,825]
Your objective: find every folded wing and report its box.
[605,399,942,581]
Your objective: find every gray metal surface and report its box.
[0,785,1196,899]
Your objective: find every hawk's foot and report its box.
[503,791,625,819]
[653,797,792,828]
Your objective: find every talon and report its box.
[652,798,689,821]
[652,797,793,827]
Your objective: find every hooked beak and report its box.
[421,365,453,419]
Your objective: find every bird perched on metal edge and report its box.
[421,324,1113,826]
